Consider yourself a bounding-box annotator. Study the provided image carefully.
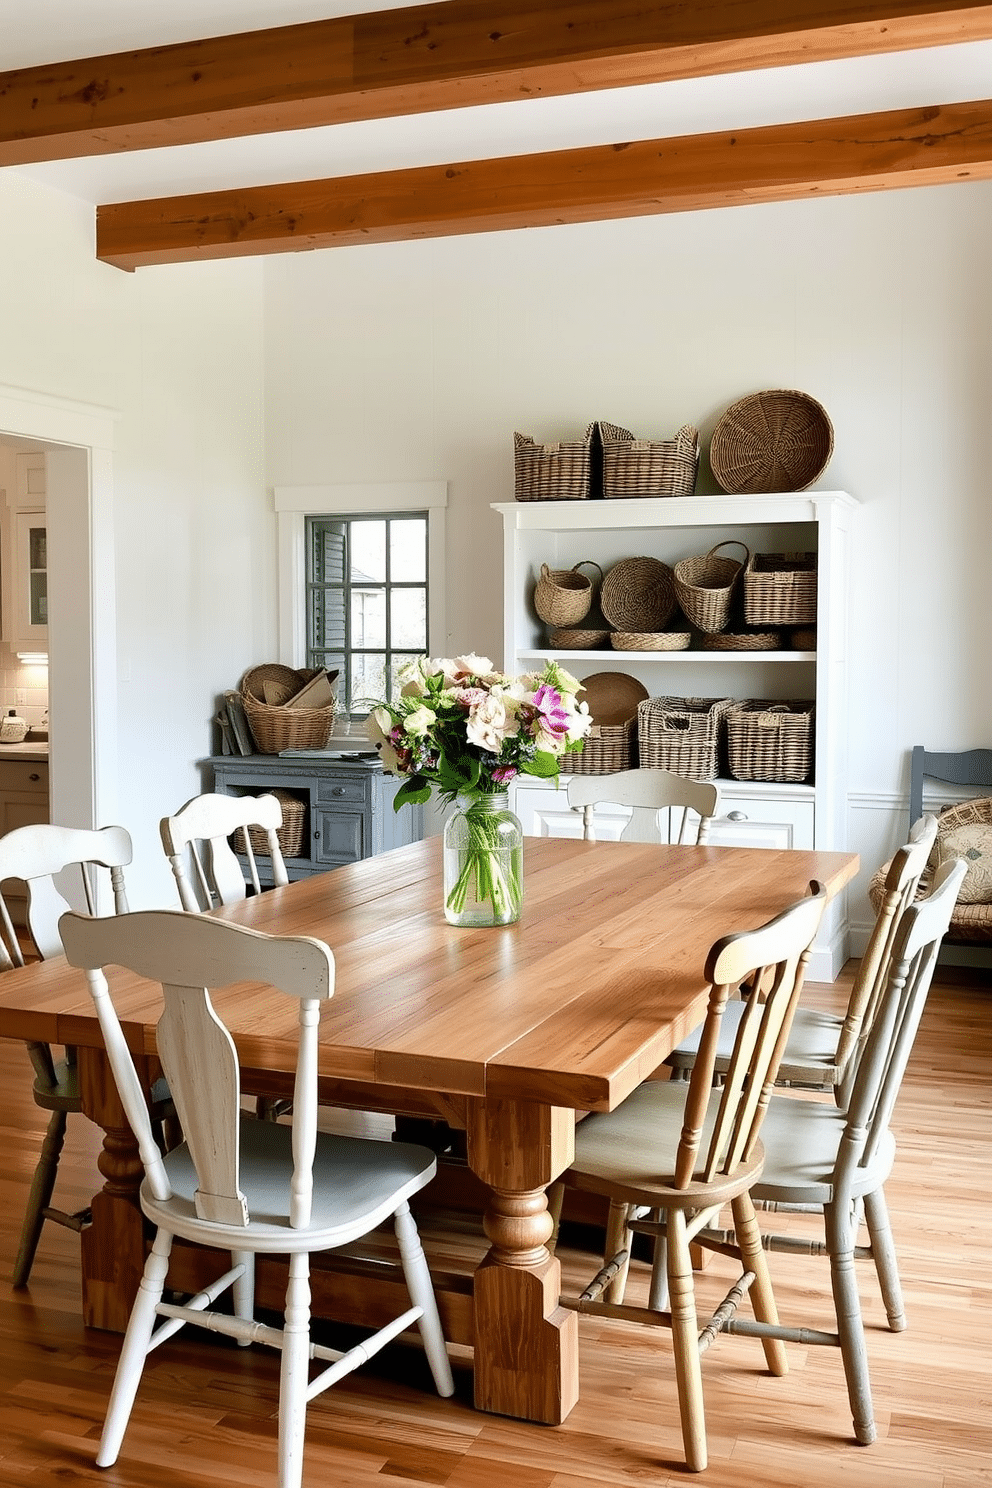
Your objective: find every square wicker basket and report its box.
[567,718,637,775]
[743,552,818,627]
[601,424,699,499]
[636,697,735,781]
[726,702,815,783]
[233,790,307,860]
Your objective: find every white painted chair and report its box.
[567,767,720,844]
[160,791,289,911]
[57,907,454,1488]
[699,855,966,1449]
[558,882,827,1473]
[0,823,137,1287]
[666,813,939,1101]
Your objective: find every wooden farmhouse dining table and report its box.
[0,835,857,1425]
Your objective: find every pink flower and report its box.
[492,765,518,784]
[532,683,570,737]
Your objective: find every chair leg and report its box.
[232,1250,256,1346]
[13,1109,68,1288]
[279,1252,313,1488]
[825,1200,877,1447]
[97,1229,172,1467]
[862,1186,906,1332]
[730,1191,788,1377]
[603,1199,634,1304]
[394,1201,455,1397]
[647,1209,670,1313]
[666,1208,708,1473]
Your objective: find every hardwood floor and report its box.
[0,964,989,1487]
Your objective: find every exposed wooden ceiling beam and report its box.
[4,1,992,165]
[97,98,992,270]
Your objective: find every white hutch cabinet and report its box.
[494,492,857,976]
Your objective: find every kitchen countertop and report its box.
[0,739,49,761]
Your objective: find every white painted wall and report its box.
[0,172,272,908]
[263,180,992,938]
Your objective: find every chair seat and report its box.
[667,1000,846,1087]
[146,1117,438,1252]
[749,1093,896,1208]
[568,1078,764,1211]
[31,1058,83,1113]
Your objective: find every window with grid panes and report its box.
[306,513,428,715]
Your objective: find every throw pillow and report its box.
[934,822,992,904]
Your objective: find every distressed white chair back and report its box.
[160,792,288,912]
[0,822,131,967]
[567,767,720,845]
[58,907,333,1229]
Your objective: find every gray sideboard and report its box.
[206,753,422,884]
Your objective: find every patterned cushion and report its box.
[934,822,992,904]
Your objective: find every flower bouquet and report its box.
[367,654,592,925]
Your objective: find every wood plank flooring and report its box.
[0,964,989,1487]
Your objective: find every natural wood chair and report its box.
[567,767,720,844]
[160,791,289,912]
[0,823,147,1288]
[696,855,967,1449]
[57,907,454,1488]
[666,813,939,1103]
[558,882,827,1473]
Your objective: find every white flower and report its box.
[366,709,402,773]
[466,689,514,754]
[404,704,436,738]
[566,700,593,740]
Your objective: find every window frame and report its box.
[275,482,447,717]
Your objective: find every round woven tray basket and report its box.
[672,541,749,634]
[241,665,336,753]
[611,631,691,651]
[548,626,609,649]
[867,797,992,943]
[701,631,780,651]
[600,557,675,631]
[534,561,602,626]
[710,389,834,494]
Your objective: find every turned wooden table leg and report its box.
[77,1046,147,1333]
[465,1097,578,1424]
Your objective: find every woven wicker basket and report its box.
[241,666,336,754]
[548,625,609,649]
[701,631,780,651]
[611,631,691,651]
[602,424,699,499]
[637,697,735,781]
[867,797,992,944]
[568,718,636,775]
[743,551,818,627]
[726,701,815,783]
[791,628,817,651]
[514,427,593,501]
[233,789,307,859]
[534,561,602,626]
[600,557,676,632]
[672,541,749,634]
[710,390,834,494]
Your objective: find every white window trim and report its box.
[274,481,448,670]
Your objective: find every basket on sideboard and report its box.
[241,665,336,754]
[233,789,307,859]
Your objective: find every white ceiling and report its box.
[2,2,991,208]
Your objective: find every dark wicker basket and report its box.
[637,697,735,781]
[602,424,699,499]
[726,701,815,783]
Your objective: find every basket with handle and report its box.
[725,701,815,783]
[637,696,735,780]
[602,424,699,498]
[533,560,603,626]
[514,427,593,501]
[672,540,749,634]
